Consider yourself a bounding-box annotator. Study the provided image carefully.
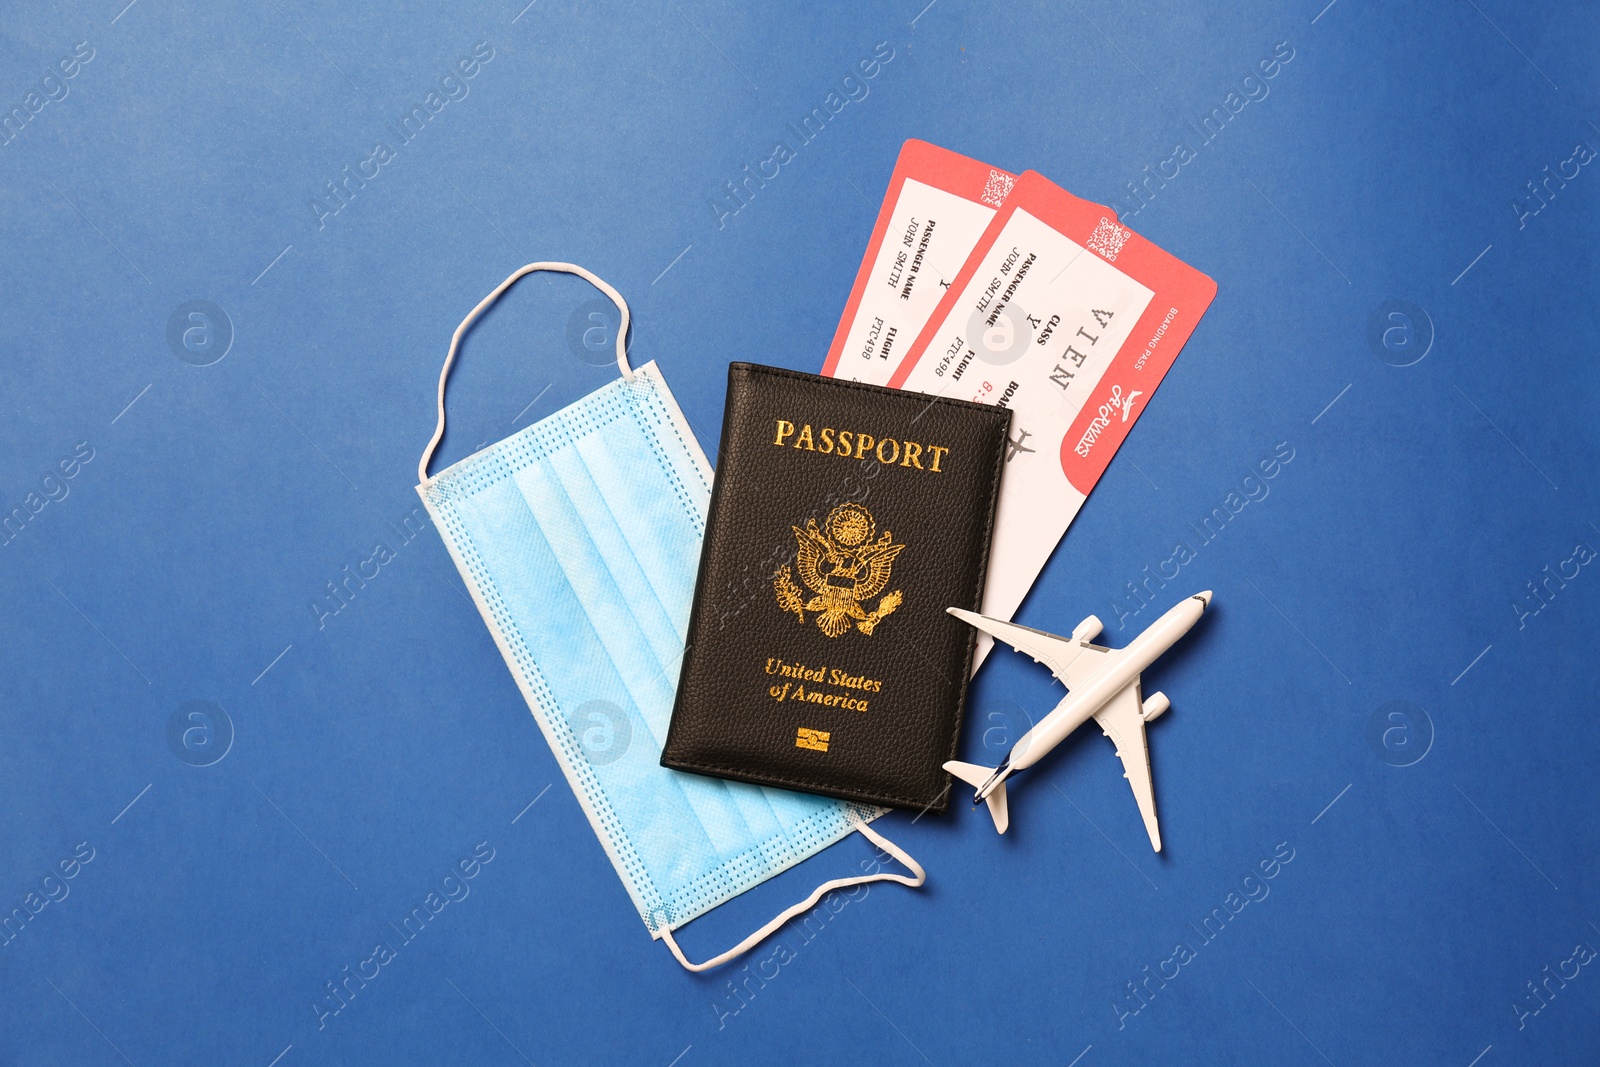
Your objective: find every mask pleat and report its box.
[545,445,682,686]
[571,405,702,642]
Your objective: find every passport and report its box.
[662,363,1011,812]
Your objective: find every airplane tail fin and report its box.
[983,782,1009,834]
[943,761,1011,834]
[944,760,993,790]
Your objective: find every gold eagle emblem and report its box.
[774,502,905,638]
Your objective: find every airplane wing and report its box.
[947,608,1109,690]
[1092,680,1161,852]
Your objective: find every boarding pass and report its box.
[822,141,1018,385]
[889,170,1217,664]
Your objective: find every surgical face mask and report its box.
[416,263,923,971]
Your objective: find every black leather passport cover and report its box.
[662,363,1011,812]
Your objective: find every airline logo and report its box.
[1118,389,1144,422]
[1074,385,1140,458]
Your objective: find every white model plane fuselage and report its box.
[944,591,1211,850]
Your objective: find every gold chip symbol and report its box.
[795,727,830,752]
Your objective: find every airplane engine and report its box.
[1141,692,1170,722]
[1071,615,1103,643]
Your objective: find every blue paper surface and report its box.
[1,2,1596,1063]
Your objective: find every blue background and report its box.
[1,0,1596,1063]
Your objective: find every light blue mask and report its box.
[417,263,923,970]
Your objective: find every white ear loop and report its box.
[418,261,633,483]
[656,813,926,972]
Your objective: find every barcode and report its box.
[1086,217,1130,261]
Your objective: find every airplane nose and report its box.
[1195,590,1213,607]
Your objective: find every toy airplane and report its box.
[944,591,1211,850]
